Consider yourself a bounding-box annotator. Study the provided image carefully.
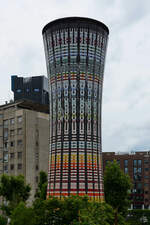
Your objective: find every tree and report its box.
[127,209,150,225]
[9,194,126,225]
[33,197,63,225]
[0,174,31,215]
[33,195,89,225]
[0,215,7,225]
[35,171,47,200]
[104,160,132,225]
[10,202,35,225]
[73,201,114,225]
[61,195,89,224]
[33,195,115,225]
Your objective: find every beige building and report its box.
[0,100,49,203]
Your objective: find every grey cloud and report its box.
[121,0,150,24]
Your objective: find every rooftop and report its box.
[42,17,109,34]
[0,99,49,114]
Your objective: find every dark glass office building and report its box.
[11,75,49,105]
[43,17,109,200]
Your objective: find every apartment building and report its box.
[0,100,49,202]
[103,151,150,209]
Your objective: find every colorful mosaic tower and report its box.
[42,17,109,200]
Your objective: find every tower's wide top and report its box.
[42,17,109,34]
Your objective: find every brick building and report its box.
[103,151,150,209]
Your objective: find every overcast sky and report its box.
[0,0,150,152]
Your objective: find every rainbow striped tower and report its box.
[42,17,109,201]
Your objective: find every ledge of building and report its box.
[0,99,49,114]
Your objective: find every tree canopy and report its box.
[104,160,132,224]
[10,202,35,225]
[0,174,31,215]
[35,171,47,200]
[12,196,115,225]
[127,209,150,225]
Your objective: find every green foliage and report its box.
[10,202,35,225]
[33,195,89,225]
[0,174,31,215]
[0,215,7,225]
[61,195,89,224]
[0,174,31,202]
[9,195,131,225]
[104,160,132,212]
[35,171,47,200]
[104,160,132,225]
[73,202,114,225]
[32,196,120,225]
[33,198,62,225]
[127,209,150,225]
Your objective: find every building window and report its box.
[144,183,149,187]
[17,128,22,135]
[137,174,141,181]
[137,167,142,173]
[124,160,128,167]
[134,168,137,174]
[10,141,14,147]
[10,164,14,170]
[17,116,22,123]
[0,114,3,118]
[134,174,141,181]
[4,153,8,162]
[133,159,142,176]
[4,142,8,149]
[137,183,142,189]
[18,164,22,170]
[17,140,22,146]
[35,165,39,171]
[16,89,21,93]
[144,176,149,179]
[4,130,8,138]
[145,168,149,172]
[10,129,15,136]
[10,153,14,159]
[4,165,8,172]
[137,189,143,194]
[144,160,149,164]
[17,152,22,159]
[4,120,8,128]
[34,88,40,92]
[10,118,15,125]
[138,160,142,166]
[124,167,128,174]
[133,160,137,166]
[26,88,30,92]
